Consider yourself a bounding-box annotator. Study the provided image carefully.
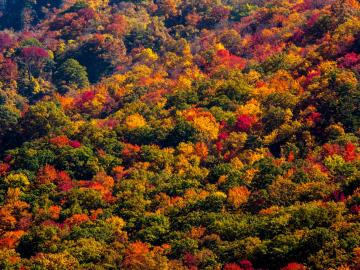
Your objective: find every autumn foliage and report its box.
[0,0,360,269]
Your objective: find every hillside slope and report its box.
[0,0,360,269]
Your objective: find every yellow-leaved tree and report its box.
[182,108,220,140]
[125,113,147,129]
[227,186,251,209]
[88,0,109,9]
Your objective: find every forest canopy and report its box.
[0,0,360,269]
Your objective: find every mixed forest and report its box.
[0,0,360,269]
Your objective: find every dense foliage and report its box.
[0,0,360,269]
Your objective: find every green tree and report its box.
[55,59,89,93]
[20,101,71,139]
[0,105,19,142]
